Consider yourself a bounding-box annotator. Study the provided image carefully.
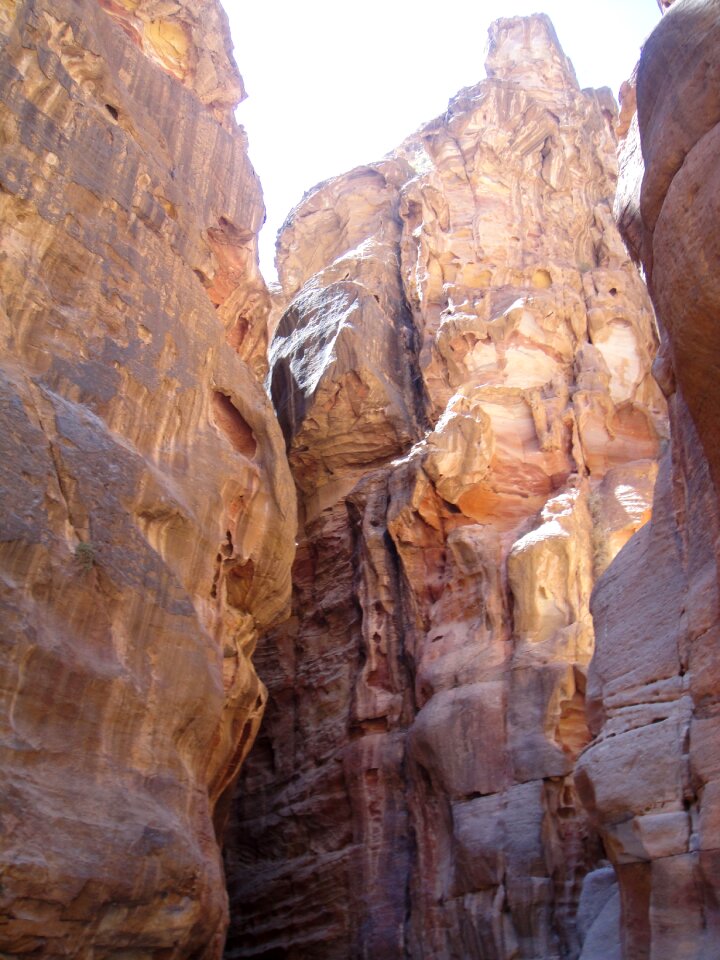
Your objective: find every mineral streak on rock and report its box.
[225,15,666,959]
[576,1,720,957]
[0,1,295,956]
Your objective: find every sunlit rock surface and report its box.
[225,16,666,959]
[576,1,720,957]
[0,1,295,955]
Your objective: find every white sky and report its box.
[224,1,661,279]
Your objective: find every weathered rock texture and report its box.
[0,1,295,956]
[576,1,720,957]
[225,16,666,959]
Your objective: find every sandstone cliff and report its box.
[224,17,667,959]
[0,1,295,955]
[575,1,720,957]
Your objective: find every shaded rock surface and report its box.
[225,16,666,960]
[0,1,295,956]
[576,1,720,957]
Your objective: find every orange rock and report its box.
[576,2,720,956]
[226,14,666,959]
[0,1,295,955]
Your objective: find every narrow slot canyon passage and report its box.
[0,2,718,959]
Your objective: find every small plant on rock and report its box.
[74,541,96,572]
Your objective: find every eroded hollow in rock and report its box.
[212,391,257,459]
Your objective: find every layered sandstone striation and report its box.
[225,16,666,959]
[576,1,720,957]
[0,1,295,956]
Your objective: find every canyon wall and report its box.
[3,3,715,958]
[225,17,667,959]
[575,1,720,957]
[0,1,295,956]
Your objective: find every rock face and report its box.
[225,16,666,959]
[0,1,295,956]
[575,2,720,957]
